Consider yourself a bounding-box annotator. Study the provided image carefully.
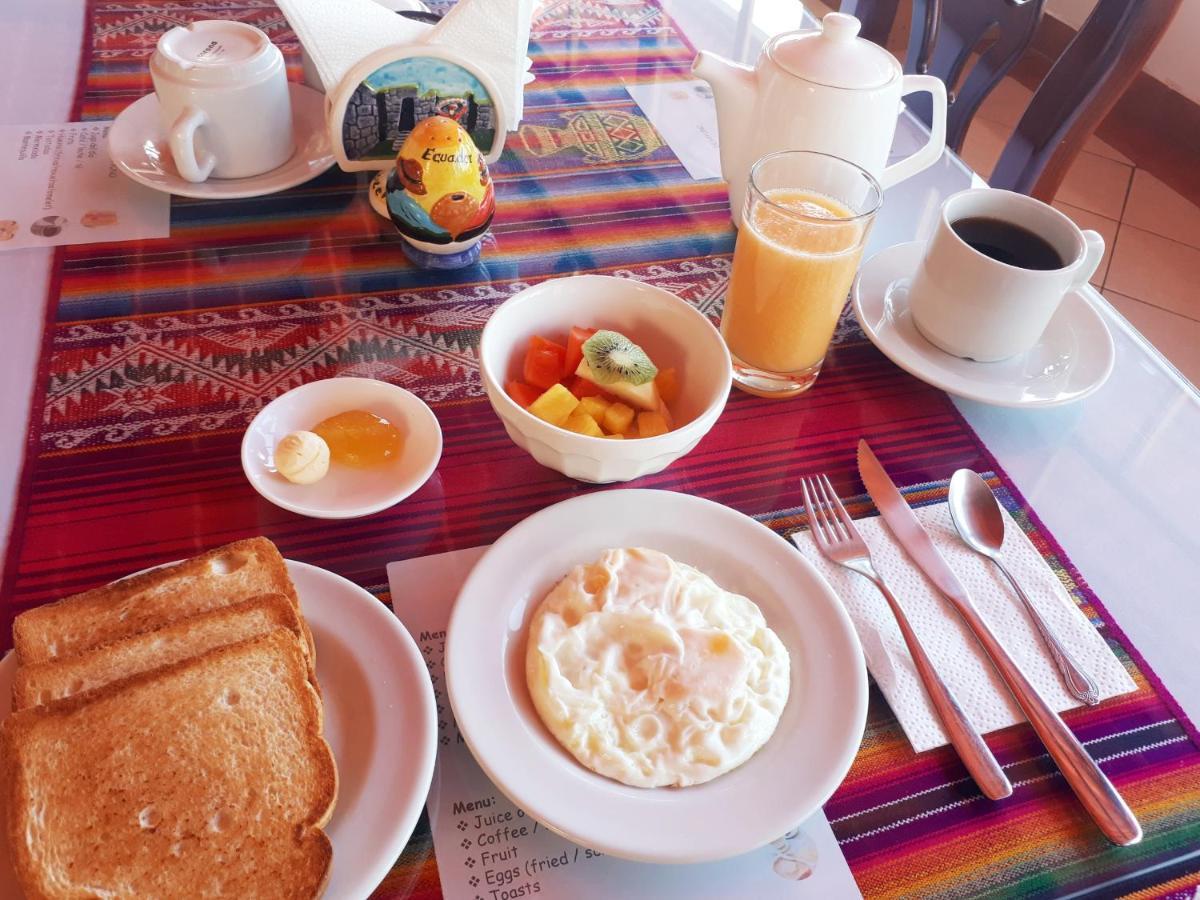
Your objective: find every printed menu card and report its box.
[387,548,862,900]
[0,122,169,251]
[623,81,722,182]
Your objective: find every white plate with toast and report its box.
[0,555,437,899]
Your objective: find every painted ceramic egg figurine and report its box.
[383,115,495,269]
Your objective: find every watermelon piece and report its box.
[563,326,597,378]
[567,375,609,399]
[523,337,565,390]
[506,380,542,408]
[528,335,567,358]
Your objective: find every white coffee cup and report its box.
[908,189,1104,362]
[150,20,294,182]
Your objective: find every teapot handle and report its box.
[878,74,947,190]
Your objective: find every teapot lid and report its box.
[767,12,898,90]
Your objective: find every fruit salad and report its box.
[505,328,680,439]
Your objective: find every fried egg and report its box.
[525,548,790,788]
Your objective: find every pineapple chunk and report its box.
[655,368,680,404]
[579,396,610,422]
[602,402,635,435]
[603,433,624,440]
[637,411,670,438]
[527,383,579,426]
[563,407,604,437]
[575,359,661,411]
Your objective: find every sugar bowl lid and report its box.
[767,12,899,90]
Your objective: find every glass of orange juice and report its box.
[721,151,883,397]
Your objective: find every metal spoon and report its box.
[948,469,1100,706]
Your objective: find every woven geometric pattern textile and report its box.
[4,1,1199,897]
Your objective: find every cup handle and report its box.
[878,74,947,190]
[1073,229,1106,287]
[168,106,216,183]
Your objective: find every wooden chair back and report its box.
[839,0,1182,199]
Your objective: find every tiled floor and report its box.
[960,78,1200,387]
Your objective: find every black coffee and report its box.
[950,216,1066,271]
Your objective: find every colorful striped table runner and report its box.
[3,0,1198,896]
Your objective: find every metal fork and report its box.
[802,474,1013,801]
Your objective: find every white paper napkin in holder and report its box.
[275,0,535,169]
[791,501,1135,752]
[278,0,430,94]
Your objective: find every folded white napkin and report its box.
[422,0,535,131]
[791,501,1136,752]
[277,0,430,93]
[277,0,535,131]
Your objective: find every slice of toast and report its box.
[12,537,315,665]
[12,594,310,711]
[1,629,337,900]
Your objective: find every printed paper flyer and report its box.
[0,122,169,251]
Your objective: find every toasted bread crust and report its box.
[12,593,312,711]
[13,537,316,664]
[2,630,337,900]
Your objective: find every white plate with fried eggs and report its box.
[445,489,867,864]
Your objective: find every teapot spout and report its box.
[692,51,757,186]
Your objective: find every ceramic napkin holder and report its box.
[275,0,535,170]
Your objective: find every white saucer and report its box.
[0,559,437,900]
[241,377,442,519]
[446,489,867,864]
[108,83,335,200]
[851,241,1115,408]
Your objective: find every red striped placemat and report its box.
[3,1,1198,896]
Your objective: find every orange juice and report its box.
[721,189,866,377]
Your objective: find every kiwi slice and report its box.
[582,330,658,385]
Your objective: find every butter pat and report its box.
[275,431,330,485]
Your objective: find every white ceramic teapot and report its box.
[693,12,947,224]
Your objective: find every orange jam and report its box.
[312,409,404,468]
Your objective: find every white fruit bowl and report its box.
[479,275,733,483]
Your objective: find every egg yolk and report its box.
[311,409,403,468]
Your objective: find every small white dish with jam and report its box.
[241,377,442,519]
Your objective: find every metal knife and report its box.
[857,439,1142,846]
